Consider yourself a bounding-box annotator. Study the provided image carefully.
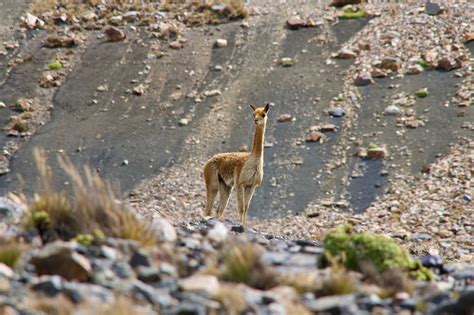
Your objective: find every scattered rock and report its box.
[151,218,177,242]
[436,57,460,71]
[370,68,387,78]
[367,145,387,159]
[384,105,401,115]
[132,84,147,95]
[354,72,375,86]
[105,27,126,42]
[377,57,402,72]
[328,106,345,117]
[207,222,228,243]
[337,48,357,59]
[286,16,305,30]
[215,39,227,48]
[179,118,190,126]
[179,275,219,296]
[169,40,182,49]
[425,2,442,16]
[406,64,423,75]
[44,35,77,48]
[203,90,221,97]
[306,131,325,143]
[280,57,294,67]
[277,114,292,122]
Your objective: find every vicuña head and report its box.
[203,103,273,225]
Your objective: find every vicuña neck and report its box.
[251,124,266,157]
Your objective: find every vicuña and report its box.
[203,103,272,225]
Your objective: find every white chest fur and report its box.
[239,156,263,186]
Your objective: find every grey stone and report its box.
[30,242,92,281]
[0,197,24,220]
[426,2,442,15]
[63,282,114,304]
[411,233,432,241]
[130,249,153,268]
[112,261,134,279]
[31,275,63,297]
[305,294,358,313]
[328,107,345,117]
[136,266,161,283]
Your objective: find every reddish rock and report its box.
[436,57,461,71]
[354,72,375,86]
[337,48,356,59]
[277,114,292,122]
[371,68,387,78]
[306,131,325,143]
[367,146,387,159]
[169,40,182,49]
[378,57,402,72]
[105,27,126,42]
[464,33,474,43]
[287,16,305,30]
[358,41,371,51]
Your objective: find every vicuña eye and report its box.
[262,114,266,117]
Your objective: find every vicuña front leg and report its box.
[217,181,232,218]
[243,186,255,225]
[204,168,218,216]
[236,185,245,223]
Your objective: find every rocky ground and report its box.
[0,0,472,314]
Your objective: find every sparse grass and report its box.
[48,61,62,71]
[220,243,277,290]
[319,254,357,296]
[9,116,29,133]
[339,8,366,20]
[0,239,26,268]
[213,284,248,315]
[277,272,320,294]
[23,149,157,246]
[419,58,429,69]
[360,262,415,298]
[24,294,74,315]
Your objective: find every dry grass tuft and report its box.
[0,238,27,268]
[220,243,277,290]
[319,254,358,296]
[24,148,157,246]
[277,271,321,294]
[213,284,248,315]
[361,262,415,298]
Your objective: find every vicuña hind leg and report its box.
[204,167,218,216]
[217,181,232,218]
[243,186,255,225]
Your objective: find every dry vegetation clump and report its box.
[0,238,27,268]
[220,242,277,290]
[319,254,358,296]
[213,284,248,315]
[23,149,157,246]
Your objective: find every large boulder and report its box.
[30,242,92,281]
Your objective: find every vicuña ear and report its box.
[249,104,257,111]
[264,102,273,112]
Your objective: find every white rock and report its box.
[207,222,228,243]
[384,105,401,115]
[179,274,220,296]
[0,102,5,109]
[152,219,177,242]
[203,90,221,97]
[0,263,13,279]
[215,39,228,48]
[178,118,190,126]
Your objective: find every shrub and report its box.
[220,243,277,290]
[48,61,62,70]
[323,225,433,280]
[340,8,366,20]
[23,149,157,246]
[0,239,26,268]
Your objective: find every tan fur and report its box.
[203,104,271,224]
